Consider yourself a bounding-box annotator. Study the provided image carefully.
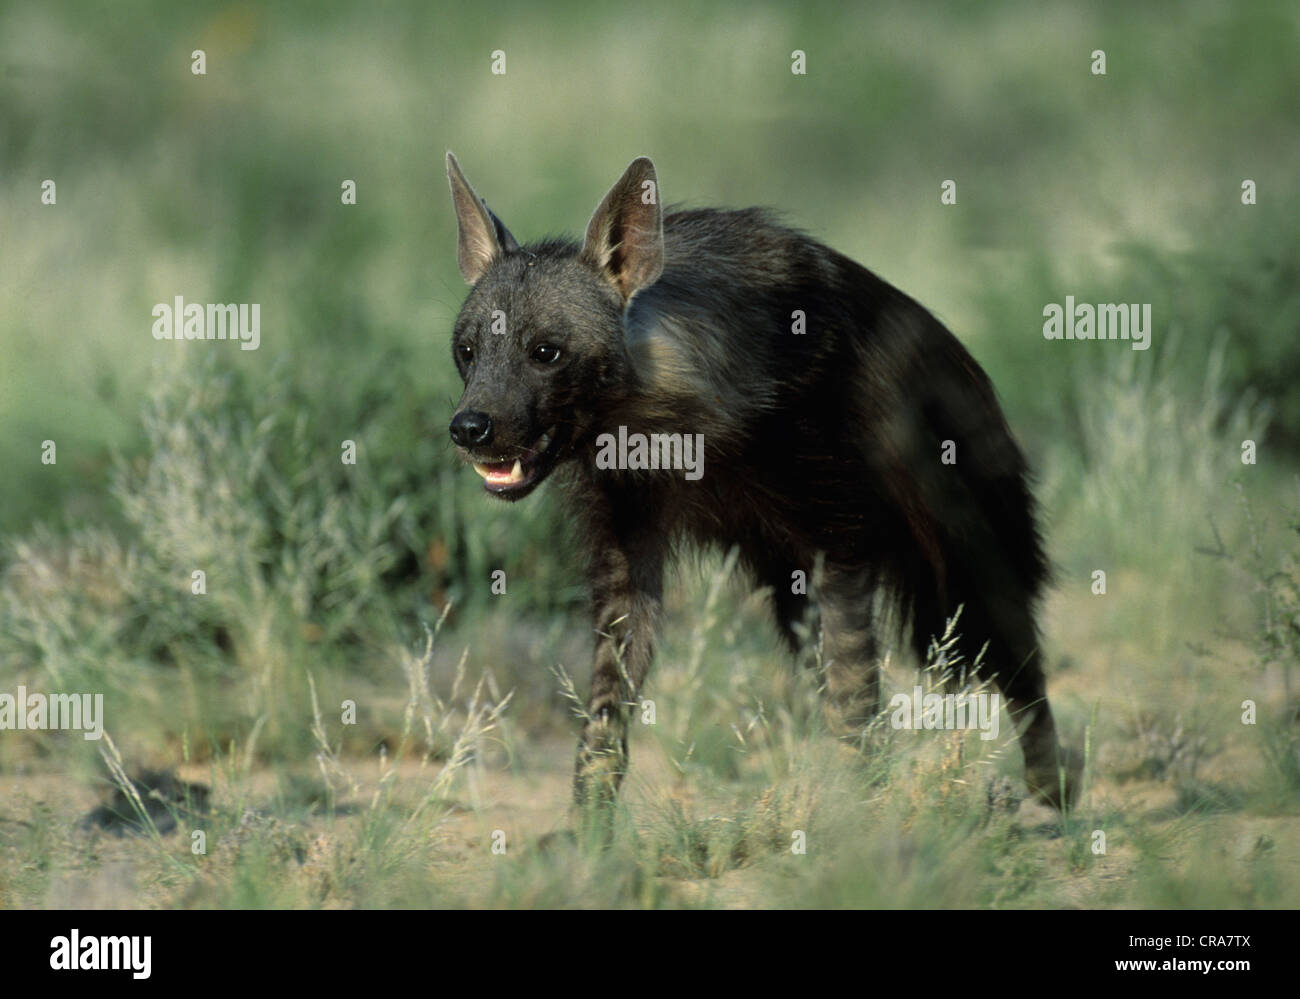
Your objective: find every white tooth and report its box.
[509,459,523,483]
[473,463,491,479]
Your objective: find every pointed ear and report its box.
[581,157,664,303]
[446,152,520,284]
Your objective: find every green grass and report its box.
[2,0,1299,909]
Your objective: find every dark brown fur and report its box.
[444,153,1078,813]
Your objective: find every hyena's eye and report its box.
[456,343,474,364]
[531,343,562,364]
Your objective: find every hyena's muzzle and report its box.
[449,400,571,501]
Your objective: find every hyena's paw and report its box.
[572,714,628,810]
[571,731,626,847]
[1024,743,1082,812]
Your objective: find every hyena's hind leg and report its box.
[931,587,1080,809]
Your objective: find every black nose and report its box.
[450,410,494,448]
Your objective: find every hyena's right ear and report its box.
[581,157,664,304]
[446,152,520,284]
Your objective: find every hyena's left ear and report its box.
[447,152,520,284]
[581,157,664,304]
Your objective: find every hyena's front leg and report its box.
[804,571,883,740]
[817,596,883,739]
[573,540,662,810]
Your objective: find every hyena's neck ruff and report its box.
[445,152,1080,819]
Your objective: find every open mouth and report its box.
[468,426,563,497]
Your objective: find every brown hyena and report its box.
[444,152,1078,815]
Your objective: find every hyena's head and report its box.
[445,152,663,500]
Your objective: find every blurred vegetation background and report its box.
[0,0,1298,907]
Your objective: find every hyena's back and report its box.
[615,207,1049,672]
